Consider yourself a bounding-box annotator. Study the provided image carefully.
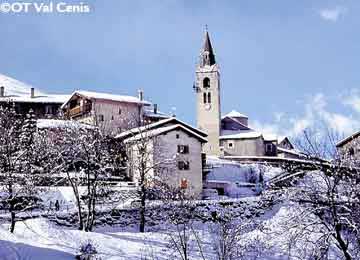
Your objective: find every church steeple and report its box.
[195,27,221,155]
[200,28,216,67]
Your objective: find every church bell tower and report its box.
[194,28,221,155]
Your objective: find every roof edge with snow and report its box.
[61,90,151,109]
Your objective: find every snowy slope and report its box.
[0,202,327,260]
[0,74,45,96]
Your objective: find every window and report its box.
[118,108,122,115]
[176,134,180,139]
[45,105,53,115]
[349,147,355,156]
[178,161,190,170]
[111,115,114,120]
[266,143,273,153]
[178,145,189,154]
[98,114,104,122]
[207,92,211,103]
[203,93,207,104]
[228,141,234,149]
[180,178,188,189]
[203,77,210,88]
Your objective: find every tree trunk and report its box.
[9,211,15,233]
[85,190,96,232]
[89,189,96,232]
[335,227,352,260]
[76,198,84,230]
[8,184,16,233]
[139,193,146,233]
[73,187,83,230]
[68,174,83,230]
[139,181,146,233]
[85,170,92,232]
[139,161,147,233]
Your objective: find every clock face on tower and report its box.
[205,103,211,110]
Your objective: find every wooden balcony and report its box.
[67,104,91,118]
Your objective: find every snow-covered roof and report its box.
[220,130,262,140]
[143,108,169,119]
[336,130,360,147]
[263,134,277,142]
[116,117,207,139]
[277,136,287,144]
[62,90,151,108]
[37,119,94,129]
[0,74,69,104]
[0,94,69,104]
[277,147,306,157]
[124,124,207,143]
[221,116,250,131]
[222,110,248,119]
[0,73,39,96]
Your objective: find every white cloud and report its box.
[344,94,360,114]
[319,6,347,22]
[250,92,360,140]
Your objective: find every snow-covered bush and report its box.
[76,239,100,260]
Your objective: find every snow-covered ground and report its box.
[206,156,284,182]
[205,156,285,198]
[0,201,328,260]
[0,218,169,259]
[0,157,301,259]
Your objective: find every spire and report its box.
[200,26,216,67]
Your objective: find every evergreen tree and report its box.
[0,104,24,232]
[20,109,37,147]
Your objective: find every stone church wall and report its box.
[221,137,265,157]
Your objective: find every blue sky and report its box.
[0,0,360,138]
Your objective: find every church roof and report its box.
[222,110,248,119]
[203,31,214,54]
[220,130,262,140]
[200,29,216,66]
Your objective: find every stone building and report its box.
[116,117,207,198]
[194,30,303,160]
[61,90,152,135]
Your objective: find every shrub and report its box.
[76,239,100,260]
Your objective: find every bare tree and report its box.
[45,124,124,231]
[165,194,207,260]
[280,127,360,260]
[123,123,177,233]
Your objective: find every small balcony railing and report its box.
[67,104,91,117]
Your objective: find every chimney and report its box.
[138,89,144,101]
[171,107,176,117]
[153,104,158,114]
[30,87,35,98]
[0,86,4,97]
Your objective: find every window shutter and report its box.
[185,145,189,154]
[180,178,188,189]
